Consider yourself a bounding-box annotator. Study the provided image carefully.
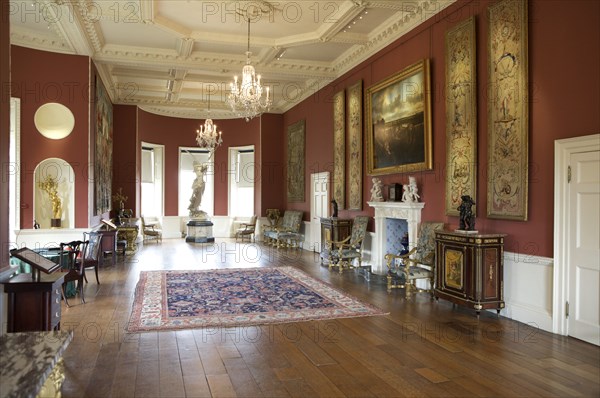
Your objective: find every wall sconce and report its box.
[34,102,75,139]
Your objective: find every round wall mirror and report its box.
[34,102,75,140]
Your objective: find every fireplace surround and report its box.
[367,201,425,274]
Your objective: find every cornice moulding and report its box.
[10,27,75,55]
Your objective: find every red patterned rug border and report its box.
[127,266,387,333]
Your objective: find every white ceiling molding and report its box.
[10,0,456,118]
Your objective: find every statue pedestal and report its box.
[186,219,215,243]
[50,219,61,228]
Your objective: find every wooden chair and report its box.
[141,216,162,243]
[235,215,257,242]
[385,222,444,297]
[80,231,102,284]
[326,216,370,276]
[60,240,87,307]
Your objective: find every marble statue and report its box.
[188,162,208,219]
[401,176,420,203]
[370,177,384,202]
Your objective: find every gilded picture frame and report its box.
[347,80,363,210]
[365,59,432,176]
[445,17,477,216]
[287,119,305,202]
[332,90,345,209]
[487,0,529,220]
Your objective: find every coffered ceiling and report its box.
[10,0,455,119]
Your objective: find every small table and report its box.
[2,272,65,332]
[117,221,139,252]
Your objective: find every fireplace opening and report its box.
[385,218,408,256]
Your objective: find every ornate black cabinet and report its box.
[434,230,506,316]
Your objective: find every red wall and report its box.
[112,104,138,218]
[11,46,90,228]
[283,0,600,258]
[258,113,285,215]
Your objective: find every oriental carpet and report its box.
[127,266,386,332]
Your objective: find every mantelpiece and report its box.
[367,201,425,274]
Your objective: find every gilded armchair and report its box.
[385,222,444,297]
[326,216,370,276]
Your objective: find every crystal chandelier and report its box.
[227,18,272,121]
[195,95,223,157]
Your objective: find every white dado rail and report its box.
[367,201,425,274]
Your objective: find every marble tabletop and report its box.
[0,331,72,398]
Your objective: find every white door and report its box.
[568,150,600,345]
[310,172,329,252]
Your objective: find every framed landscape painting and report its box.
[366,59,432,176]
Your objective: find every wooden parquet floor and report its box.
[60,239,600,397]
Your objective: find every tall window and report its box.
[141,143,164,216]
[229,146,255,216]
[179,148,214,216]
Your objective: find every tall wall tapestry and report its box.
[332,90,345,209]
[445,17,477,216]
[366,59,432,175]
[287,119,305,202]
[347,80,363,210]
[94,75,113,215]
[487,0,529,220]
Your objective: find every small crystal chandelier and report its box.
[227,18,272,121]
[195,95,223,158]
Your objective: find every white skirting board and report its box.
[502,253,554,333]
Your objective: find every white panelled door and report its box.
[568,150,600,345]
[310,172,329,252]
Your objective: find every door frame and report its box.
[553,133,600,335]
[310,171,330,253]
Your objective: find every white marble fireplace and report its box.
[367,201,425,274]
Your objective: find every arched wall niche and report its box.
[34,158,75,229]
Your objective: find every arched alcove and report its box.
[34,158,75,229]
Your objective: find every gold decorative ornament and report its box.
[112,187,128,209]
[38,175,62,219]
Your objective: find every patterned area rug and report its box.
[127,266,386,332]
